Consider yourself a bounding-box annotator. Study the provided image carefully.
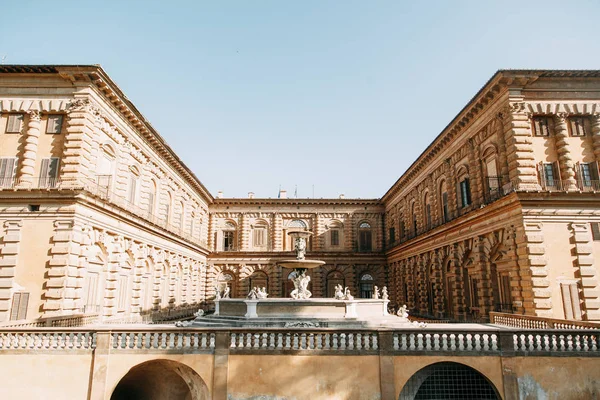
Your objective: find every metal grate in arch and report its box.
[399,362,499,400]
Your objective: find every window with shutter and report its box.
[39,158,60,188]
[46,115,64,134]
[10,292,29,320]
[331,229,340,246]
[561,282,582,320]
[128,175,137,204]
[6,114,24,133]
[459,178,471,207]
[0,158,17,188]
[569,117,586,137]
[591,223,600,241]
[532,116,551,137]
[253,228,266,247]
[388,228,395,245]
[442,192,449,222]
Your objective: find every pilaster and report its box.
[239,213,249,251]
[62,98,98,185]
[520,222,552,317]
[570,223,600,320]
[0,221,22,322]
[591,114,600,161]
[502,102,538,188]
[272,213,283,251]
[17,111,41,187]
[554,114,577,189]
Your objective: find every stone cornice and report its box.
[380,70,600,205]
[0,65,214,204]
[212,198,383,207]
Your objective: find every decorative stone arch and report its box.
[357,221,373,252]
[110,359,210,400]
[216,220,238,251]
[398,361,500,400]
[251,218,269,249]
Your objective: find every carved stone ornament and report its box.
[27,110,41,122]
[284,321,320,328]
[175,320,193,327]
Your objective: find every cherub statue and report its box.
[257,287,268,299]
[215,285,221,300]
[223,286,231,299]
[247,287,258,300]
[397,304,409,319]
[382,286,389,300]
[334,284,345,300]
[373,286,380,299]
[343,287,354,301]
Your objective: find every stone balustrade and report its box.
[490,312,600,330]
[0,327,598,356]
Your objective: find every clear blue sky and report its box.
[2,1,599,198]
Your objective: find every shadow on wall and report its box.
[110,359,209,400]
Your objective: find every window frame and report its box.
[568,117,587,137]
[46,114,64,134]
[532,116,552,137]
[5,114,24,134]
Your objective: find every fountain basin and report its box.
[278,259,325,270]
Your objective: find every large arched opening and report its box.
[111,359,209,400]
[398,362,500,400]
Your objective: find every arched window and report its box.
[128,166,140,204]
[423,192,432,230]
[326,270,345,297]
[96,143,116,190]
[328,221,343,249]
[439,180,449,223]
[178,200,185,229]
[289,219,307,229]
[148,180,157,216]
[165,192,173,224]
[410,201,418,237]
[217,272,235,298]
[359,273,374,298]
[358,222,372,252]
[457,166,471,209]
[220,221,237,251]
[249,270,268,292]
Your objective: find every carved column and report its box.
[239,213,249,250]
[502,102,538,188]
[518,223,552,317]
[63,99,98,185]
[591,114,600,161]
[17,110,41,187]
[554,114,577,189]
[0,221,22,322]
[272,213,283,251]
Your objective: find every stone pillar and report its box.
[502,102,538,188]
[570,223,600,320]
[239,213,249,250]
[43,220,83,316]
[0,221,22,322]
[314,213,325,251]
[17,110,41,187]
[519,222,552,317]
[344,213,354,251]
[103,235,121,317]
[554,114,577,190]
[207,214,216,251]
[131,245,146,317]
[63,98,98,185]
[272,213,283,251]
[591,114,600,161]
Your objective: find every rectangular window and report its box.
[128,176,137,204]
[118,275,128,310]
[388,227,395,245]
[499,274,512,309]
[591,223,600,241]
[10,292,29,320]
[459,178,471,208]
[6,114,24,133]
[532,116,551,137]
[541,162,560,189]
[253,228,266,247]
[399,220,405,238]
[84,273,99,313]
[39,157,60,188]
[223,231,235,251]
[578,162,599,190]
[331,229,340,246]
[425,204,432,229]
[569,117,587,137]
[0,157,18,188]
[46,115,64,134]
[470,278,479,308]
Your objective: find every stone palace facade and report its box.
[0,66,599,325]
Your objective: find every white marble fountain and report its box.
[190,229,408,328]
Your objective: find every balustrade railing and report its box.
[490,312,600,330]
[0,327,598,356]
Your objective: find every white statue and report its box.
[334,284,345,300]
[294,237,307,260]
[257,287,268,299]
[290,270,312,299]
[382,286,389,300]
[215,285,221,300]
[397,304,409,319]
[373,286,380,299]
[343,287,353,301]
[223,286,231,299]
[247,287,258,300]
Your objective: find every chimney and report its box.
[248,192,255,199]
[279,189,287,199]
[217,191,223,199]
[339,194,345,199]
